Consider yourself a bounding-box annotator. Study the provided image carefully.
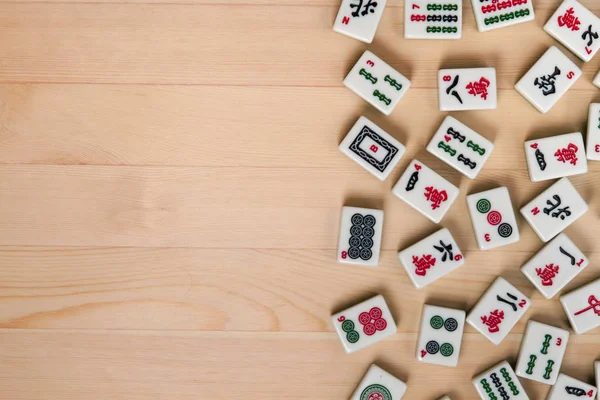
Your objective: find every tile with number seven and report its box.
[470,0,534,33]
[467,277,530,345]
[404,0,462,39]
[521,233,589,299]
[544,0,600,62]
[438,68,497,111]
[397,228,464,289]
[515,320,569,385]
[350,364,407,400]
[467,187,520,250]
[546,373,597,400]
[416,304,465,367]
[337,206,384,267]
[391,160,459,223]
[560,277,600,334]
[515,46,582,114]
[520,177,588,243]
[344,50,411,116]
[587,103,600,161]
[524,132,587,182]
[472,361,530,400]
[331,294,397,354]
[333,0,388,43]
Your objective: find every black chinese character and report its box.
[534,66,561,96]
[350,0,378,17]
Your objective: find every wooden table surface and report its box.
[1,0,600,399]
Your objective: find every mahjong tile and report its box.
[337,206,384,267]
[404,0,462,39]
[472,361,530,400]
[560,278,600,334]
[546,373,596,399]
[524,132,587,182]
[416,304,465,367]
[587,103,600,161]
[470,0,534,33]
[438,68,497,111]
[350,364,407,400]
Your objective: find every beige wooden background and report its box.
[0,0,600,399]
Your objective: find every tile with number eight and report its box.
[560,278,600,334]
[416,304,465,367]
[404,0,462,39]
[470,0,534,33]
[544,0,600,62]
[473,361,530,400]
[350,364,407,400]
[344,51,411,115]
[524,132,587,182]
[516,320,569,385]
[546,373,596,400]
[520,177,588,243]
[392,159,459,223]
[397,228,464,289]
[426,116,494,179]
[337,206,384,267]
[339,116,406,181]
[467,277,530,345]
[438,68,497,111]
[333,0,387,43]
[587,103,600,161]
[515,46,582,114]
[521,233,588,299]
[467,187,520,251]
[331,294,397,353]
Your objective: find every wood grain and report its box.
[1,0,600,398]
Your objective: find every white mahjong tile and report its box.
[426,116,494,179]
[333,0,388,43]
[470,0,534,33]
[344,51,411,115]
[397,228,464,289]
[350,364,407,400]
[472,361,530,400]
[466,187,520,250]
[594,70,600,89]
[587,103,600,161]
[339,116,406,181]
[467,277,531,345]
[404,0,462,39]
[438,68,497,111]
[524,132,587,182]
[391,159,459,223]
[547,373,597,400]
[596,362,600,399]
[515,46,582,114]
[331,294,397,353]
[544,0,600,62]
[416,304,465,367]
[521,233,589,299]
[516,320,569,385]
[560,278,600,334]
[437,396,451,400]
[337,206,384,267]
[520,177,588,243]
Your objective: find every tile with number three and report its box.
[331,294,397,353]
[350,364,407,400]
[333,0,388,43]
[587,103,600,161]
[516,320,569,385]
[560,278,600,334]
[416,304,465,367]
[470,0,534,33]
[524,132,587,182]
[438,68,497,111]
[546,373,596,400]
[404,0,462,39]
[337,206,384,267]
[344,51,411,115]
[473,361,530,400]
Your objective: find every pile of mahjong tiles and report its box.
[332,0,600,399]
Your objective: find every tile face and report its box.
[391,160,459,222]
[467,277,531,345]
[515,46,582,114]
[520,177,588,243]
[350,364,407,400]
[560,278,600,334]
[397,228,464,289]
[544,0,600,62]
[333,0,387,43]
[473,361,530,400]
[466,187,520,250]
[404,0,462,39]
[344,51,411,115]
[438,68,497,111]
[546,373,596,399]
[516,320,569,385]
[331,295,397,353]
[416,305,465,367]
[587,103,600,161]
[470,0,534,33]
[337,206,384,267]
[594,70,600,88]
[339,116,406,181]
[521,233,589,299]
[524,132,587,182]
[426,116,494,179]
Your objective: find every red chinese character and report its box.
[412,254,436,276]
[554,143,579,165]
[574,295,600,317]
[424,186,448,210]
[466,77,490,100]
[535,263,560,286]
[557,7,581,31]
[481,309,504,333]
